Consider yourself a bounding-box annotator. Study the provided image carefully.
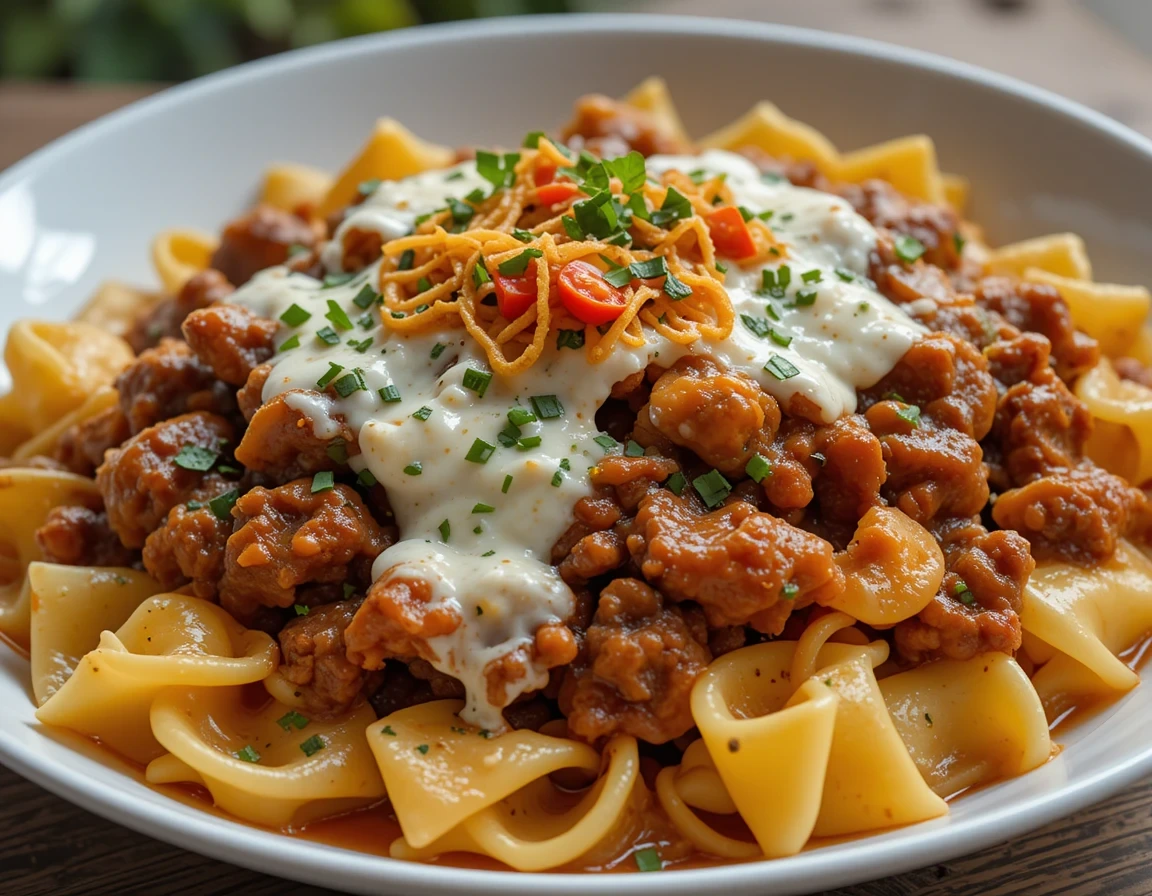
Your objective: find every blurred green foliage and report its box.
[1,0,572,81]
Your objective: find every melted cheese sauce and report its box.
[229,150,923,730]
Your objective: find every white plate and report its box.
[1,14,1150,896]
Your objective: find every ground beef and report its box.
[234,391,357,480]
[54,406,131,476]
[35,505,138,568]
[343,575,461,669]
[182,305,278,387]
[115,338,235,434]
[210,205,318,287]
[560,577,711,744]
[141,502,231,598]
[238,363,272,422]
[277,600,381,717]
[894,517,1034,662]
[975,276,1099,382]
[639,357,780,476]
[557,529,628,586]
[559,94,689,158]
[588,453,680,512]
[839,180,963,270]
[218,481,389,622]
[96,412,236,548]
[628,489,843,634]
[127,268,234,353]
[810,415,887,528]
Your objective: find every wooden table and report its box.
[3,4,1152,891]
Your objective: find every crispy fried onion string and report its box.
[372,139,737,376]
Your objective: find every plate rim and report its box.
[2,13,1152,895]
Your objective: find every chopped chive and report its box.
[666,471,687,496]
[551,469,565,487]
[412,406,433,421]
[740,314,772,339]
[279,334,301,352]
[764,354,800,380]
[397,249,415,271]
[315,326,340,346]
[333,369,367,397]
[516,435,542,450]
[472,258,491,289]
[508,407,537,427]
[556,328,585,350]
[430,342,447,360]
[326,439,348,464]
[502,474,513,493]
[280,303,312,327]
[523,130,545,148]
[801,269,822,284]
[634,847,663,873]
[835,267,856,282]
[472,503,495,514]
[593,434,620,453]
[769,329,792,348]
[482,550,496,557]
[530,394,564,419]
[415,743,430,755]
[277,710,310,731]
[316,362,344,388]
[234,745,261,763]
[663,270,692,300]
[416,276,431,292]
[894,234,926,263]
[185,500,203,510]
[352,285,379,309]
[745,454,772,483]
[299,735,325,757]
[465,438,496,464]
[322,272,356,288]
[624,440,644,457]
[173,444,218,472]
[357,178,381,196]
[379,385,401,403]
[512,228,535,243]
[953,232,966,254]
[794,289,818,307]
[310,471,335,493]
[356,468,378,488]
[403,462,422,476]
[208,489,240,521]
[294,604,310,616]
[782,582,800,600]
[381,725,396,736]
[692,469,732,509]
[462,367,493,397]
[438,519,451,542]
[737,205,754,222]
[446,197,474,225]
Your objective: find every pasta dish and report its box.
[3,78,1152,873]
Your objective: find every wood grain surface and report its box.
[3,4,1152,893]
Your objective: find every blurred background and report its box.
[3,0,1152,168]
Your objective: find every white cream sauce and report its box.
[229,150,923,730]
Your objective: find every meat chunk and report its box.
[210,204,317,287]
[975,276,1099,382]
[54,406,131,476]
[96,412,236,548]
[238,363,272,422]
[127,268,234,352]
[182,304,278,386]
[35,505,138,567]
[344,576,462,669]
[894,518,1034,662]
[811,415,887,527]
[234,390,356,480]
[628,489,843,634]
[639,358,781,476]
[277,600,381,717]
[557,529,628,586]
[219,481,389,622]
[588,453,679,512]
[838,180,962,270]
[115,338,235,434]
[560,578,710,744]
[560,94,689,158]
[141,502,231,598]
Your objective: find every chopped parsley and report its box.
[310,471,335,493]
[173,444,218,472]
[666,471,687,496]
[356,468,377,488]
[925,712,934,728]
[438,519,451,543]
[663,269,692,300]
[497,247,543,276]
[476,149,520,189]
[472,257,491,288]
[415,743,430,755]
[472,503,495,514]
[208,489,240,521]
[446,197,474,226]
[650,186,693,228]
[512,228,535,242]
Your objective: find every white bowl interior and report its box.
[1,14,1150,896]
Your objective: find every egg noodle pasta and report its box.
[2,77,1152,876]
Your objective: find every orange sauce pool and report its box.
[10,630,1152,874]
